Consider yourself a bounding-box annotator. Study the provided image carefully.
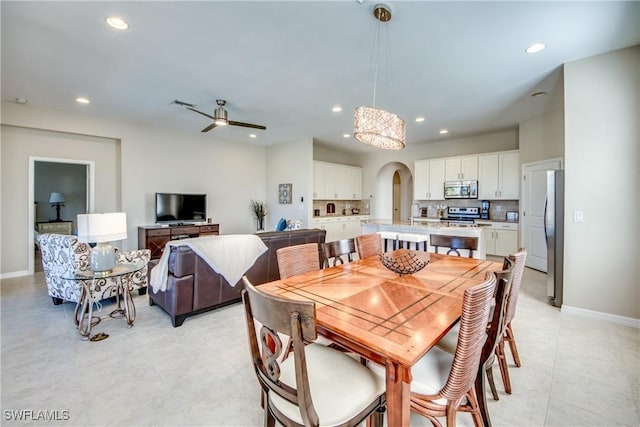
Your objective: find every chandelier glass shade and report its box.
[353,3,406,150]
[354,105,406,150]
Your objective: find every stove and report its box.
[442,206,480,223]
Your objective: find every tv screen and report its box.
[155,193,206,224]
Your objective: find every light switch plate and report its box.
[573,210,584,223]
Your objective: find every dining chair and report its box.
[493,248,528,395]
[430,234,479,258]
[408,272,497,426]
[241,276,386,427]
[476,258,514,423]
[276,243,321,279]
[320,239,357,268]
[355,234,383,259]
[276,242,338,353]
[434,257,514,424]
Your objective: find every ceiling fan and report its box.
[173,99,266,132]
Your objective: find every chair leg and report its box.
[505,324,522,367]
[466,388,485,427]
[52,297,64,305]
[496,341,512,394]
[475,362,493,427]
[485,364,500,401]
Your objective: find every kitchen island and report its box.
[361,218,488,259]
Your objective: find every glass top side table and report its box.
[64,261,144,341]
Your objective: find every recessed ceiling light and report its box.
[531,91,548,97]
[106,16,129,30]
[415,117,425,123]
[525,43,546,54]
[439,129,449,135]
[14,97,27,104]
[249,134,257,138]
[76,97,90,104]
[343,133,351,138]
[332,106,343,112]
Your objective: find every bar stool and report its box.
[376,231,398,252]
[397,233,429,251]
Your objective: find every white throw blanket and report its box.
[150,234,268,293]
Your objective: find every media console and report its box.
[138,224,220,259]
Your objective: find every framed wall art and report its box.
[278,183,292,204]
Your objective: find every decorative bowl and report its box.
[380,252,429,276]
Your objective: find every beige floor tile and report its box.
[2,267,638,427]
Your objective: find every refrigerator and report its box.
[545,170,564,307]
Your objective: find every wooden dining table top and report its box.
[258,250,502,367]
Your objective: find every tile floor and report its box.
[1,267,638,426]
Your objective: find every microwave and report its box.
[444,180,478,199]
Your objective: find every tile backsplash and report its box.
[313,200,369,216]
[414,199,519,222]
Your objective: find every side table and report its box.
[64,262,144,341]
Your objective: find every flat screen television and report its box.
[155,193,207,224]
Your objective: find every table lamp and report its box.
[77,212,127,275]
[49,192,66,222]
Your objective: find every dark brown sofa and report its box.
[148,228,326,326]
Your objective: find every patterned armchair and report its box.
[37,233,151,305]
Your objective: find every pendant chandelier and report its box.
[354,3,406,150]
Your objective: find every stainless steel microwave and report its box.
[444,180,478,199]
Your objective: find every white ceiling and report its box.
[2,1,639,153]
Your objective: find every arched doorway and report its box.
[373,162,413,221]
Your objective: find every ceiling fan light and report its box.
[214,106,228,125]
[354,106,406,150]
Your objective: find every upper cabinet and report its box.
[444,156,478,181]
[414,159,445,200]
[478,151,520,200]
[313,161,362,200]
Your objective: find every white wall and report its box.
[1,103,267,276]
[519,69,565,165]
[563,46,639,319]
[266,138,314,230]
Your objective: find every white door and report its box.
[521,159,562,271]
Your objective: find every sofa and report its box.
[37,233,151,305]
[148,228,326,326]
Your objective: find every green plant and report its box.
[250,200,267,219]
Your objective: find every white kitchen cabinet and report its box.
[478,222,518,257]
[414,159,445,200]
[338,166,362,200]
[444,156,478,181]
[478,151,520,200]
[313,161,362,200]
[312,215,368,242]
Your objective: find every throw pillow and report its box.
[276,217,287,231]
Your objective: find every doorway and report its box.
[392,171,401,222]
[373,162,412,221]
[521,158,562,271]
[30,157,95,274]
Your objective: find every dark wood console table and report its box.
[138,224,219,259]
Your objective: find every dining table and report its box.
[258,249,503,427]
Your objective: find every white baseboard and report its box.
[562,305,640,329]
[0,270,30,280]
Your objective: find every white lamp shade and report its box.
[49,192,66,204]
[77,212,127,243]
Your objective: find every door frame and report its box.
[521,157,562,270]
[29,156,95,274]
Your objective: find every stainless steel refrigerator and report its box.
[545,170,564,307]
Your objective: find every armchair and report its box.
[37,233,150,305]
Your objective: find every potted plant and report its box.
[250,200,267,231]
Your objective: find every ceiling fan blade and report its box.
[201,123,217,132]
[228,120,267,130]
[172,99,195,108]
[187,106,215,121]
